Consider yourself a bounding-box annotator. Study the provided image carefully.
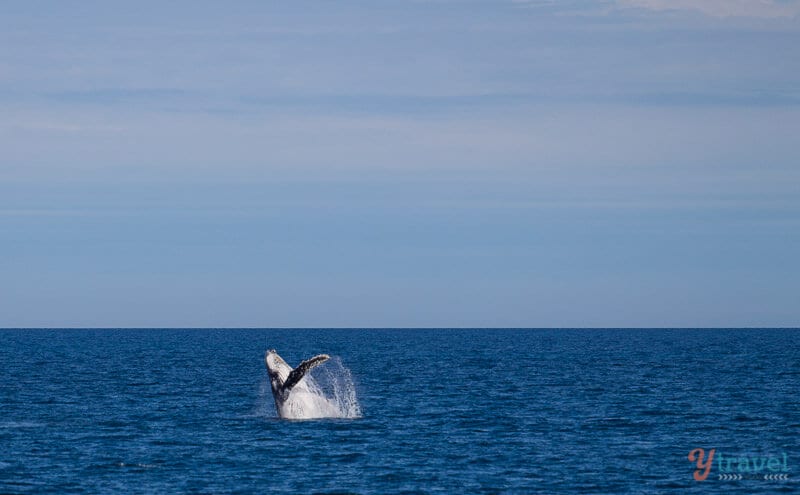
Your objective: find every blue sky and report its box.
[1,1,798,327]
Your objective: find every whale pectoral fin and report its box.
[282,354,330,391]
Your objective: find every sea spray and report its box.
[253,376,275,418]
[312,356,362,419]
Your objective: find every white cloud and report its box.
[617,0,800,18]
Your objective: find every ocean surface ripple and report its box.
[0,328,797,494]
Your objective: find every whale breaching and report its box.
[264,349,344,419]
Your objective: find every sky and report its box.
[1,0,798,327]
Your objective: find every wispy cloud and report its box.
[516,0,800,18]
[6,121,124,133]
[46,88,188,105]
[0,209,103,217]
[617,0,800,18]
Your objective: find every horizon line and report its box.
[1,327,798,330]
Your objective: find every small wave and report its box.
[116,462,158,469]
[0,421,45,429]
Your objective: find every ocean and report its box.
[0,328,797,494]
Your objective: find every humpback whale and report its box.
[264,349,340,419]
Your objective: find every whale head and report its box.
[265,349,292,396]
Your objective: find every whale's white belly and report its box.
[279,389,340,419]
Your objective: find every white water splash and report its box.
[253,378,275,419]
[309,356,362,419]
[260,356,361,420]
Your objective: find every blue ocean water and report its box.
[0,329,797,494]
